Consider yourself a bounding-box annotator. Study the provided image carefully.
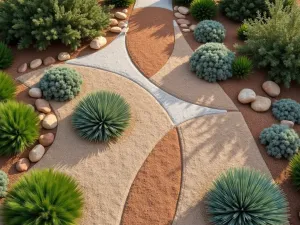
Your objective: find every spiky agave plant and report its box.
[0,101,39,156]
[232,56,253,79]
[190,0,217,21]
[72,91,131,142]
[0,71,16,102]
[290,153,300,189]
[0,42,13,69]
[206,168,289,225]
[2,169,84,225]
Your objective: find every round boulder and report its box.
[29,87,42,98]
[42,114,58,129]
[35,99,51,113]
[16,158,30,172]
[39,133,55,147]
[175,12,186,19]
[110,18,118,26]
[29,144,45,163]
[251,96,271,112]
[177,19,190,25]
[262,81,280,97]
[178,6,189,15]
[115,12,127,20]
[18,63,27,73]
[58,52,70,61]
[43,56,56,66]
[90,36,107,50]
[280,120,294,128]
[238,89,256,104]
[110,26,122,33]
[30,59,42,69]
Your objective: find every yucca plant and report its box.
[72,91,131,142]
[232,56,253,79]
[206,168,289,225]
[237,23,248,40]
[2,169,84,225]
[0,71,16,102]
[0,101,39,156]
[0,170,9,198]
[290,153,300,189]
[190,0,217,21]
[0,42,13,69]
[104,0,134,7]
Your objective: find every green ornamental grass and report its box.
[190,0,217,21]
[0,71,16,102]
[0,42,13,69]
[232,56,253,79]
[290,153,300,189]
[2,169,84,225]
[0,101,39,156]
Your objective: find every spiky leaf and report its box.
[232,56,253,79]
[0,72,16,102]
[190,0,217,21]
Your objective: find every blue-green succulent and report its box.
[194,20,226,43]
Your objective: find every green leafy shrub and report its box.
[174,0,193,5]
[206,167,289,225]
[190,0,217,21]
[0,101,39,156]
[232,56,253,79]
[39,67,82,102]
[237,0,300,88]
[0,42,13,69]
[290,153,300,190]
[0,0,111,51]
[105,0,134,7]
[0,72,16,102]
[272,99,300,124]
[237,24,248,41]
[260,124,300,159]
[2,169,83,225]
[189,43,235,82]
[0,170,9,198]
[72,91,131,142]
[194,20,226,43]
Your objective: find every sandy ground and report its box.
[127,7,175,78]
[17,64,174,225]
[173,112,272,225]
[121,128,181,225]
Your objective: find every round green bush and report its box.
[105,0,134,7]
[0,42,13,69]
[260,124,300,159]
[39,67,83,102]
[174,0,193,6]
[0,170,9,198]
[237,23,248,40]
[190,0,217,21]
[72,91,131,142]
[189,43,235,82]
[194,20,226,43]
[232,56,253,79]
[0,72,16,102]
[290,153,300,190]
[272,99,300,124]
[0,101,39,156]
[0,0,111,51]
[2,169,83,225]
[206,168,289,225]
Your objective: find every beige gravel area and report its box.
[17,65,173,225]
[173,112,271,225]
[150,23,237,111]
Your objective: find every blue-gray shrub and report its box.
[194,20,226,43]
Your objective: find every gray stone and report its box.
[175,12,185,19]
[43,56,56,66]
[35,99,51,113]
[238,89,256,104]
[251,96,271,112]
[18,63,27,73]
[30,59,42,69]
[262,81,280,97]
[29,144,45,162]
[178,6,189,15]
[29,87,42,98]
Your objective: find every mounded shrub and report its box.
[0,170,9,198]
[0,101,40,156]
[237,0,300,88]
[260,124,300,159]
[104,0,134,7]
[0,72,16,102]
[290,153,300,190]
[272,99,300,124]
[2,169,83,225]
[72,91,131,142]
[237,23,248,41]
[174,0,193,6]
[232,56,253,79]
[0,0,111,51]
[189,43,235,82]
[206,168,289,225]
[194,20,226,43]
[190,0,217,21]
[39,67,83,102]
[0,42,13,69]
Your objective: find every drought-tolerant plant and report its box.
[290,153,300,190]
[0,170,9,198]
[0,42,13,69]
[0,0,111,51]
[39,67,83,102]
[206,168,289,225]
[189,43,235,82]
[0,72,16,102]
[72,91,131,142]
[237,0,300,88]
[190,0,217,21]
[194,20,226,43]
[2,169,83,225]
[260,124,300,159]
[237,23,248,41]
[105,0,134,7]
[272,99,300,124]
[174,0,193,6]
[0,101,39,156]
[232,56,253,79]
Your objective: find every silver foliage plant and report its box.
[194,20,226,43]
